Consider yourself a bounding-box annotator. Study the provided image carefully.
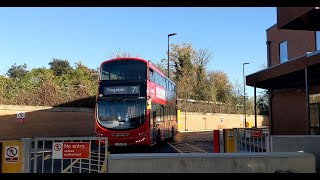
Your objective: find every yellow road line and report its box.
[167,143,183,153]
[62,159,80,173]
[31,154,42,160]
[43,154,52,160]
[168,142,207,153]
[185,143,207,153]
[99,160,107,173]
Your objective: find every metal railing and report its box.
[22,137,108,173]
[234,128,270,152]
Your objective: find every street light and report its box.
[243,62,250,127]
[168,33,177,78]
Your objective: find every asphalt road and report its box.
[110,131,213,153]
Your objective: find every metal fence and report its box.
[234,128,270,152]
[21,137,108,173]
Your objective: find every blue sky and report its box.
[0,7,276,96]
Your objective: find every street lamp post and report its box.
[168,33,177,78]
[243,62,250,127]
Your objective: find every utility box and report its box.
[224,129,236,153]
[1,140,22,173]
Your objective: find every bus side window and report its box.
[165,106,167,121]
[153,110,157,124]
[149,68,154,82]
[157,105,164,121]
[151,103,156,127]
[165,79,168,89]
[160,105,164,121]
[162,77,165,88]
[155,104,161,122]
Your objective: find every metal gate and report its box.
[22,137,108,173]
[234,128,270,152]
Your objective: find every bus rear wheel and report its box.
[156,129,161,144]
[171,127,174,137]
[168,127,174,142]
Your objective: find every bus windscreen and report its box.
[97,99,146,130]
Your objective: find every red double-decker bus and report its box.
[95,57,178,146]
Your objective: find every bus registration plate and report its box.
[115,143,127,146]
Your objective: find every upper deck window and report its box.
[100,60,146,81]
[149,69,155,82]
[279,41,288,63]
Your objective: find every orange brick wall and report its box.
[179,112,269,131]
[0,105,95,140]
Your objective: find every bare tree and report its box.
[109,49,140,58]
[193,48,213,100]
[193,48,213,70]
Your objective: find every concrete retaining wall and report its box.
[0,105,95,140]
[271,135,320,170]
[0,105,268,140]
[107,152,315,173]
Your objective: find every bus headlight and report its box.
[96,132,104,136]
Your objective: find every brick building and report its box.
[246,7,320,135]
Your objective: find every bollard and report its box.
[213,130,219,153]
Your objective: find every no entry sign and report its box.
[52,142,90,159]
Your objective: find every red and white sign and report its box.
[16,111,25,123]
[5,146,19,163]
[250,130,262,138]
[156,86,166,100]
[52,142,90,159]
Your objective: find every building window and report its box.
[279,41,288,63]
[316,31,320,51]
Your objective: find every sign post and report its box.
[213,130,219,153]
